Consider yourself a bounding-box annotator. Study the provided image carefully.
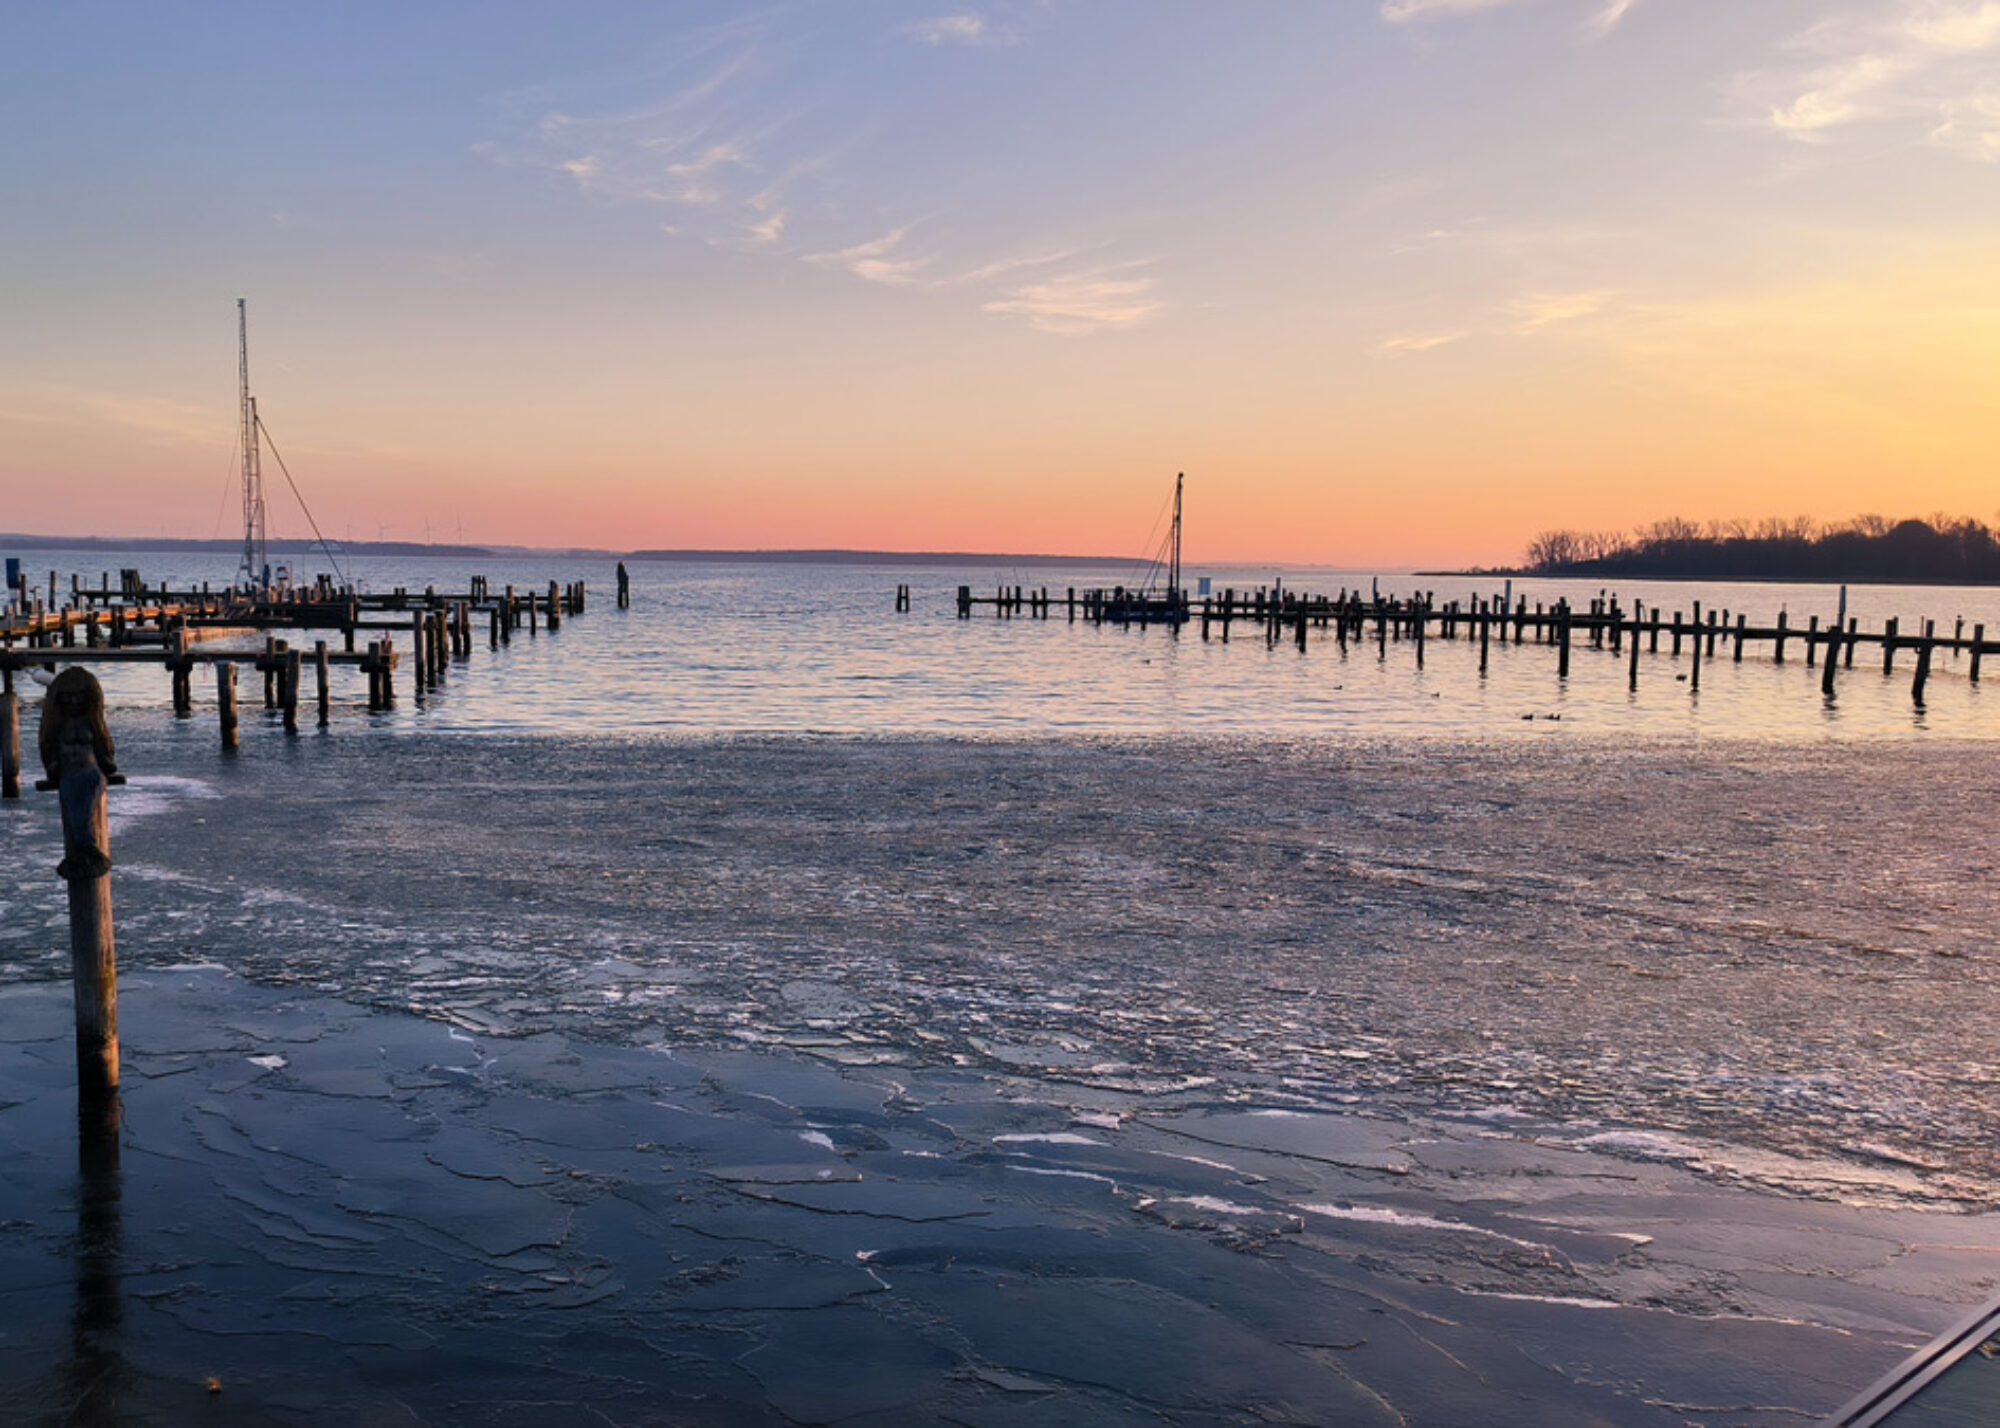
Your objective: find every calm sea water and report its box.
[20,549,2000,742]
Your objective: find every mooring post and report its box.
[1883,617,1899,675]
[1845,618,1858,668]
[262,637,278,709]
[36,670,120,1098]
[1556,600,1571,679]
[1733,613,1746,663]
[1973,626,1985,683]
[1479,601,1490,674]
[1690,602,1703,691]
[1913,620,1935,705]
[282,647,301,734]
[217,662,239,750]
[1774,610,1789,663]
[1628,613,1641,691]
[547,580,561,631]
[1413,599,1424,667]
[1806,615,1819,668]
[1,668,19,799]
[315,641,330,726]
[1822,623,1840,698]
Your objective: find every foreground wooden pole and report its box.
[1,670,18,799]
[36,669,120,1098]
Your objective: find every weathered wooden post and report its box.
[1,667,19,799]
[1774,610,1789,663]
[1882,618,1899,674]
[1690,602,1703,692]
[1973,626,1985,684]
[1479,600,1490,674]
[36,669,121,1097]
[1556,600,1571,679]
[1913,620,1935,705]
[1806,615,1819,668]
[1821,622,1841,698]
[1846,618,1858,668]
[1733,614,1746,663]
[410,610,427,698]
[546,580,561,631]
[1628,614,1641,691]
[216,662,239,750]
[315,641,330,726]
[282,647,301,734]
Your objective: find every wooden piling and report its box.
[217,661,238,750]
[1883,617,1899,674]
[1774,610,1789,663]
[1806,615,1819,668]
[1913,621,1934,705]
[1690,602,1703,692]
[315,641,330,726]
[54,763,117,1096]
[1,675,17,799]
[1973,626,1985,683]
[282,648,301,734]
[1821,623,1840,698]
[1628,616,1640,691]
[1479,601,1490,675]
[1556,600,1571,679]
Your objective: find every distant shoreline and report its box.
[0,533,1132,569]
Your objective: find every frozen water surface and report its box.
[5,554,2000,1420]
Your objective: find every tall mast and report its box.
[237,298,267,591]
[1169,471,1182,602]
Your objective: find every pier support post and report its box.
[282,648,301,734]
[1973,626,1985,684]
[217,663,239,751]
[1913,621,1935,706]
[1822,624,1841,698]
[315,641,330,726]
[1556,601,1571,680]
[1690,603,1703,692]
[1628,616,1640,691]
[1479,601,1490,674]
[1774,610,1788,663]
[1806,615,1819,668]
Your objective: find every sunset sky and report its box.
[3,1,1996,565]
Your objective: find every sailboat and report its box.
[1103,473,1189,625]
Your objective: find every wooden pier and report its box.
[938,582,1988,706]
[1,569,590,797]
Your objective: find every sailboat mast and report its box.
[1169,471,1182,603]
[237,298,267,592]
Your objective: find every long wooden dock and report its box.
[935,581,1988,705]
[1,569,590,797]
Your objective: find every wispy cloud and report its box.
[1509,290,1616,333]
[480,10,1155,334]
[1380,0,1535,22]
[1584,0,1638,38]
[1746,2,2000,157]
[0,383,220,446]
[909,13,990,45]
[1932,91,2000,158]
[1377,332,1465,357]
[983,262,1162,335]
[806,226,933,286]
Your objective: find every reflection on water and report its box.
[20,549,2000,743]
[64,1092,123,1424]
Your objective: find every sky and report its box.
[2,1,1996,566]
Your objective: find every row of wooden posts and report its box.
[939,583,1987,705]
[0,573,593,799]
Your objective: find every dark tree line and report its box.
[1523,515,2000,583]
